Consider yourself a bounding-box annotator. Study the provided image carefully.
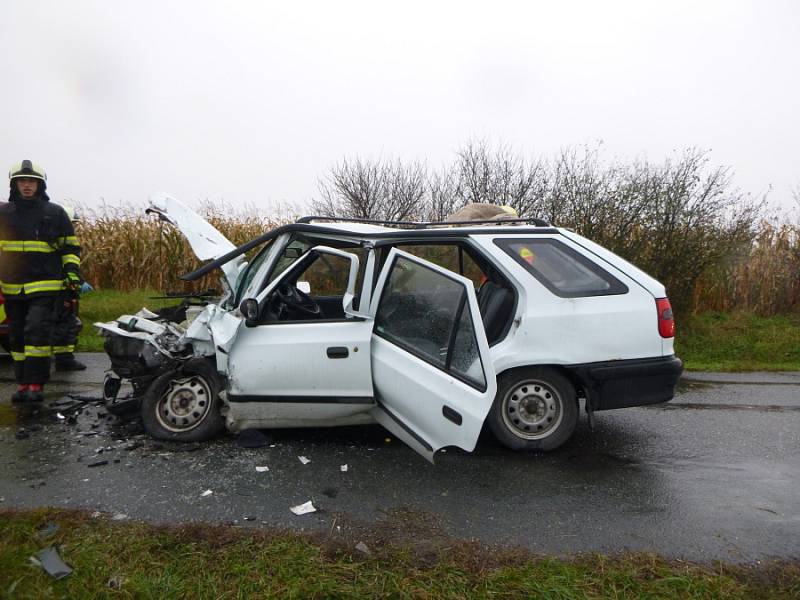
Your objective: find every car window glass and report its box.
[265,238,312,287]
[393,244,486,288]
[448,302,486,388]
[375,255,486,390]
[496,239,628,297]
[297,252,350,297]
[234,241,273,305]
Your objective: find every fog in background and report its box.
[1,0,797,215]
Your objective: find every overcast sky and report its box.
[1,1,798,215]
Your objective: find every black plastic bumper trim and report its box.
[569,356,683,411]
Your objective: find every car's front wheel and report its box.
[488,367,578,451]
[141,359,225,442]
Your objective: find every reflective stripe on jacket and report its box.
[0,196,81,296]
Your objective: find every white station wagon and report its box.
[99,195,682,462]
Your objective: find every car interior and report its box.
[252,235,516,346]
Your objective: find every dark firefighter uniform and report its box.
[1,160,81,402]
[51,205,86,371]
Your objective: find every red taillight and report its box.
[656,297,675,338]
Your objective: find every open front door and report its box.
[369,249,497,462]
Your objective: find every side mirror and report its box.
[240,298,260,327]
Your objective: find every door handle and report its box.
[326,346,349,359]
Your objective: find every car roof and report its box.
[296,220,560,239]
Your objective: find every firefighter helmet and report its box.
[9,160,47,182]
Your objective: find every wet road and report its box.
[1,354,798,562]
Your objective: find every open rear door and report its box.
[368,249,496,462]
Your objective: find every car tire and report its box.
[141,358,226,442]
[488,367,578,451]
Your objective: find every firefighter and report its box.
[51,205,86,371]
[1,161,81,402]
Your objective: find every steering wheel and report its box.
[272,282,321,319]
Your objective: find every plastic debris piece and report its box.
[35,547,73,580]
[290,500,316,515]
[35,523,60,539]
[355,541,372,556]
[236,428,268,448]
[298,456,310,465]
[111,513,128,521]
[107,575,125,590]
[340,464,348,472]
[90,511,102,518]
[201,489,213,497]
[255,466,269,473]
[243,515,256,521]
[56,412,66,420]
[88,459,108,468]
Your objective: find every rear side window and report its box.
[495,238,628,297]
[374,256,486,390]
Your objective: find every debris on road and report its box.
[290,500,316,515]
[112,513,128,521]
[201,489,213,497]
[340,464,348,472]
[35,523,60,540]
[236,429,268,448]
[33,547,73,580]
[88,459,109,468]
[255,466,269,473]
[298,456,310,465]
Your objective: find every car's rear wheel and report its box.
[488,367,578,451]
[141,359,225,442]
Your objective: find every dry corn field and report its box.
[75,208,800,315]
[76,205,283,295]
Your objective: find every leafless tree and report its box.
[312,157,427,222]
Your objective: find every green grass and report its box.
[677,312,800,371]
[2,509,797,599]
[75,291,800,371]
[77,289,184,352]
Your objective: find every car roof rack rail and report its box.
[296,215,552,228]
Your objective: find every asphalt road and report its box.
[1,354,798,562]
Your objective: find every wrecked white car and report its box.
[98,194,682,462]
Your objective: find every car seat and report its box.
[477,280,514,345]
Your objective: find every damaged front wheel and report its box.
[141,359,225,442]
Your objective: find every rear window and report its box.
[495,238,628,297]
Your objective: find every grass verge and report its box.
[677,312,800,371]
[1,509,798,599]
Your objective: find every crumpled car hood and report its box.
[147,192,244,290]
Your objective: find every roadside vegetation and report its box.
[2,509,797,599]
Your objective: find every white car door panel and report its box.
[227,320,373,399]
[227,246,374,401]
[368,249,497,462]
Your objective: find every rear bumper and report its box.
[570,356,683,411]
